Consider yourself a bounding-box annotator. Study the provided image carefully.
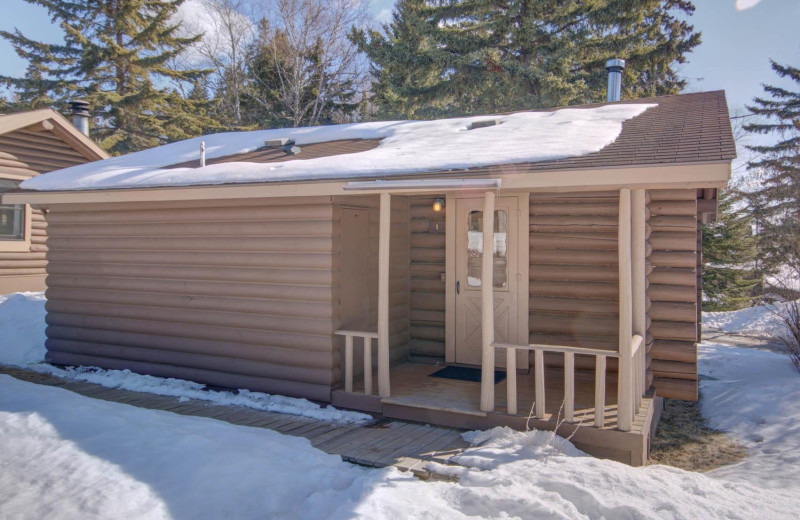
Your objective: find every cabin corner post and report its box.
[618,188,634,431]
[480,190,496,412]
[378,192,392,398]
[631,189,647,407]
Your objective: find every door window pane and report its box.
[466,209,507,287]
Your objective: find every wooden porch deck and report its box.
[0,366,468,478]
[389,362,643,428]
[333,361,660,465]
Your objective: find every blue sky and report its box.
[0,0,797,118]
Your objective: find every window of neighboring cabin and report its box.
[0,179,25,241]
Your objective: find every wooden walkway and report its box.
[0,366,469,478]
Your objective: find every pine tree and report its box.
[702,189,761,311]
[350,0,444,119]
[0,0,213,155]
[744,58,800,279]
[353,0,701,119]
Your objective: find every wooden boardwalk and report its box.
[0,366,468,478]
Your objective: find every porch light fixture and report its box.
[432,198,445,212]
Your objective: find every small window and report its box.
[0,179,24,241]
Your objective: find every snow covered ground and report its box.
[1,292,799,519]
[703,300,786,336]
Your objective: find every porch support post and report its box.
[618,188,633,432]
[480,191,496,412]
[378,192,391,398]
[631,189,647,407]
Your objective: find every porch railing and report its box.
[334,330,380,396]
[494,335,644,429]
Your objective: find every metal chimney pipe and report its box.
[68,100,90,136]
[605,59,626,102]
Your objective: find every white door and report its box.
[454,197,519,366]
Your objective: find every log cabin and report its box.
[0,108,109,293]
[2,89,735,466]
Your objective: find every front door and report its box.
[454,197,519,366]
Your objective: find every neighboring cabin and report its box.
[0,109,108,293]
[3,90,735,466]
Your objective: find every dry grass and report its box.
[649,397,747,472]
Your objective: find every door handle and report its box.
[456,280,460,294]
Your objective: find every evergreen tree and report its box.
[702,189,761,311]
[744,58,800,278]
[1,0,212,154]
[353,0,701,119]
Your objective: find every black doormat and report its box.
[429,366,506,384]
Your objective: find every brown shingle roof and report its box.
[511,90,737,172]
[406,90,736,177]
[167,91,735,176]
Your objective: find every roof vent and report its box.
[68,99,90,136]
[469,119,500,130]
[283,145,301,156]
[265,138,294,148]
[605,59,626,102]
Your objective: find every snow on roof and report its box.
[21,104,655,192]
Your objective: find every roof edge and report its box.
[3,160,731,206]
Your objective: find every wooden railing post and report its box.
[595,354,607,428]
[480,191,496,412]
[344,334,353,393]
[506,347,517,415]
[378,192,391,398]
[534,349,545,419]
[618,188,633,432]
[363,336,373,396]
[564,352,575,423]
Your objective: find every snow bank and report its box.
[699,342,800,489]
[703,301,794,336]
[766,265,800,292]
[21,104,654,191]
[0,292,46,367]
[2,375,798,520]
[0,375,381,520]
[0,291,370,424]
[38,365,372,424]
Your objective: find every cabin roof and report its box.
[488,90,736,172]
[0,109,110,164]
[16,91,734,193]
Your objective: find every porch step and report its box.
[381,396,488,417]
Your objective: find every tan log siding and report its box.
[332,195,410,383]
[43,196,339,402]
[529,191,623,371]
[647,189,699,401]
[390,197,411,359]
[408,196,446,357]
[528,189,700,400]
[1,126,101,291]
